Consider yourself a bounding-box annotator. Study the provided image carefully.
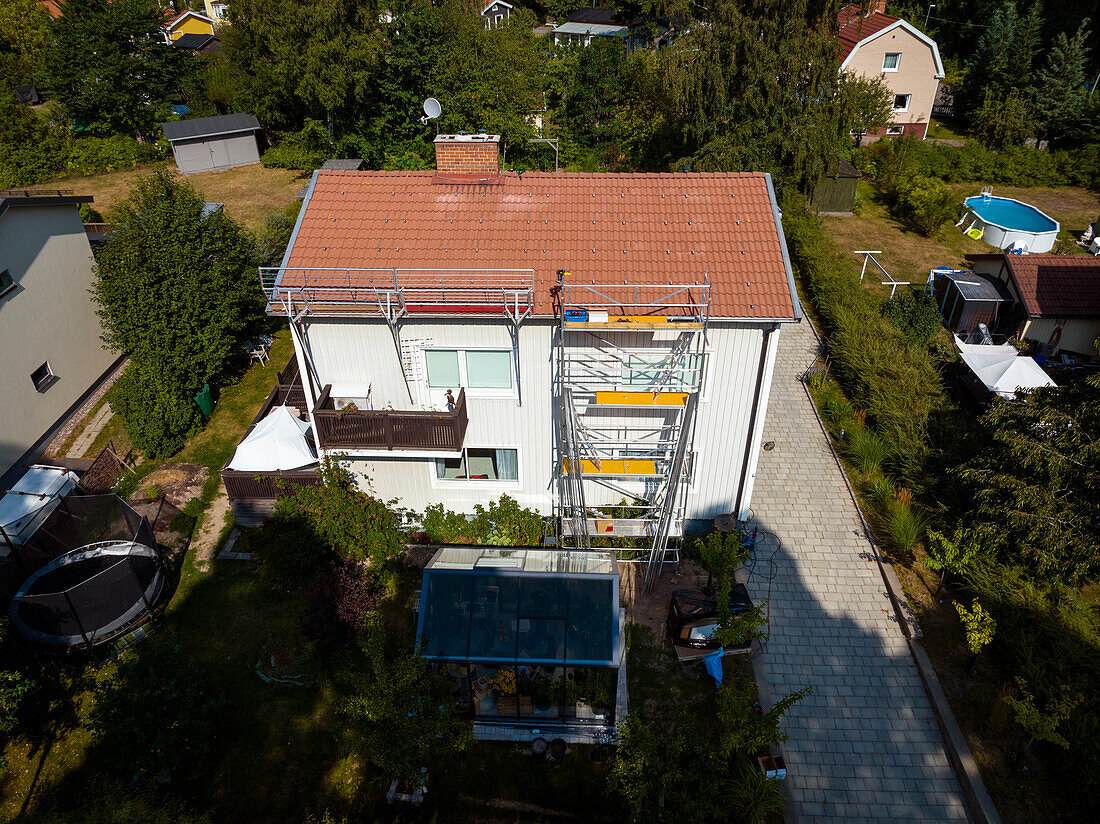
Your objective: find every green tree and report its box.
[0,0,51,88]
[93,171,264,401]
[342,621,473,785]
[955,378,1100,584]
[716,677,810,757]
[959,3,1018,118]
[88,643,227,785]
[663,0,847,192]
[223,0,384,133]
[40,0,189,136]
[1031,20,1091,146]
[697,530,768,650]
[561,38,629,146]
[953,599,995,666]
[896,175,959,236]
[972,88,1034,148]
[1003,677,1081,768]
[839,71,894,148]
[922,528,979,595]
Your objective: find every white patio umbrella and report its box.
[227,406,317,472]
[954,338,1056,399]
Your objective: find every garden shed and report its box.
[932,267,1015,336]
[809,158,860,214]
[160,113,263,174]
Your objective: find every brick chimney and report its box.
[434,133,501,179]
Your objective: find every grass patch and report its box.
[51,163,307,233]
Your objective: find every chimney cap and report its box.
[434,133,501,143]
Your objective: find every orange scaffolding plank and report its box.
[595,391,688,407]
[562,458,658,475]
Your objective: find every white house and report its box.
[255,133,801,567]
[552,8,627,46]
[0,191,119,484]
[482,0,512,29]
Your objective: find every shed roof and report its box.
[969,254,1100,319]
[172,32,217,50]
[160,113,261,142]
[319,158,367,171]
[941,269,1013,303]
[0,188,92,220]
[283,170,800,321]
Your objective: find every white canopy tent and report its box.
[0,465,79,547]
[227,406,318,472]
[954,338,1056,399]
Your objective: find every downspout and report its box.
[734,323,779,519]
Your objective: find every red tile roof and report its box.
[985,254,1100,318]
[837,3,898,62]
[37,0,61,17]
[283,170,799,320]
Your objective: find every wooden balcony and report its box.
[312,385,468,452]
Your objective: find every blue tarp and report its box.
[703,647,725,685]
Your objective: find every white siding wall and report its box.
[297,317,781,522]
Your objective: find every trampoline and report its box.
[2,494,166,649]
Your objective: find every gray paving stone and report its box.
[745,321,968,823]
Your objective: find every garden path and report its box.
[746,319,969,823]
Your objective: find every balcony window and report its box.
[425,348,514,393]
[436,447,519,481]
[883,52,901,71]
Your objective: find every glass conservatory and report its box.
[416,547,622,726]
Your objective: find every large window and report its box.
[892,94,911,112]
[435,448,519,481]
[425,348,514,392]
[882,52,901,71]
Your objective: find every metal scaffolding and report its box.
[555,271,710,588]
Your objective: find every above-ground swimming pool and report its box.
[962,194,1060,253]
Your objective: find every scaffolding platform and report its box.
[594,391,688,407]
[562,459,660,477]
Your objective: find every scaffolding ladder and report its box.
[555,272,710,588]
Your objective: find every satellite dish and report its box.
[422,98,441,119]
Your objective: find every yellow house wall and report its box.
[1021,318,1100,358]
[169,17,215,40]
[845,26,940,136]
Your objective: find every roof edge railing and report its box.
[560,272,711,318]
[260,267,536,319]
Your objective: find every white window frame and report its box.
[892,94,911,113]
[429,445,522,490]
[31,361,56,392]
[882,52,901,72]
[422,347,518,400]
[886,125,905,135]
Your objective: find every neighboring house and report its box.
[203,0,229,24]
[482,0,512,29]
[36,0,61,18]
[553,8,627,46]
[171,33,221,54]
[248,132,802,561]
[837,0,945,139]
[160,113,263,174]
[164,11,216,43]
[963,254,1100,360]
[0,190,119,484]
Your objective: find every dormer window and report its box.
[883,52,901,71]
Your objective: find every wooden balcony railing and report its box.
[312,385,468,451]
[221,468,322,501]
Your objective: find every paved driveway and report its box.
[746,320,969,823]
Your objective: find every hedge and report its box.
[0,134,167,187]
[781,196,944,483]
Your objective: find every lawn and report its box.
[822,181,1100,301]
[50,162,307,232]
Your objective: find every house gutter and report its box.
[764,173,803,322]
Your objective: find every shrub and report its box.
[423,495,545,546]
[882,502,926,556]
[867,474,896,510]
[896,176,957,237]
[881,289,942,345]
[820,389,854,426]
[300,559,379,643]
[843,426,890,473]
[108,361,202,459]
[261,119,335,170]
